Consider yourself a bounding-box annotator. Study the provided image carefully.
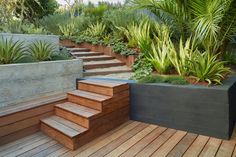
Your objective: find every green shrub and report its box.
[0,38,26,64]
[59,22,78,37]
[51,47,73,61]
[111,42,136,56]
[28,41,56,61]
[222,51,236,65]
[83,22,106,38]
[39,13,70,35]
[138,75,188,85]
[189,51,231,85]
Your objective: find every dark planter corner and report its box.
[130,75,236,140]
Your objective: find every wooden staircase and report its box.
[63,45,132,77]
[40,80,129,150]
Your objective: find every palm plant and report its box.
[28,41,56,61]
[189,51,231,85]
[0,38,25,64]
[131,0,236,54]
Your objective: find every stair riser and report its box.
[78,82,129,97]
[84,63,125,70]
[41,123,77,150]
[55,107,89,128]
[75,106,129,147]
[81,57,115,61]
[70,49,90,52]
[67,94,103,111]
[72,53,104,57]
[84,70,132,76]
[78,83,113,96]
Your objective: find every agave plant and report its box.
[189,51,231,85]
[0,38,25,64]
[28,41,56,61]
[83,22,106,38]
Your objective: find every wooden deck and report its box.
[1,120,236,157]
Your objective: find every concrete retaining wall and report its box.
[0,59,83,108]
[0,33,59,50]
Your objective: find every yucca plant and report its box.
[189,51,231,85]
[59,22,78,37]
[0,38,25,64]
[28,41,56,61]
[84,22,106,38]
[169,37,197,76]
[145,24,173,74]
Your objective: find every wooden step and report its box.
[84,59,125,70]
[68,48,90,52]
[63,45,75,48]
[55,102,100,128]
[78,80,129,96]
[67,90,111,111]
[84,66,132,76]
[71,52,104,57]
[77,55,115,61]
[40,116,88,150]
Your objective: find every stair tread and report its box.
[68,48,90,51]
[41,116,87,138]
[84,59,123,65]
[68,90,111,102]
[56,102,100,118]
[71,52,103,55]
[85,66,132,73]
[79,79,127,88]
[77,55,114,59]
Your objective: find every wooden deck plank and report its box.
[183,135,210,157]
[17,140,58,157]
[1,120,236,157]
[3,137,51,157]
[32,143,62,157]
[166,133,198,157]
[135,129,176,157]
[120,126,167,157]
[0,132,42,152]
[0,133,48,156]
[61,121,134,157]
[46,147,70,157]
[88,123,149,157]
[215,141,235,157]
[151,130,187,157]
[199,138,222,157]
[105,125,157,157]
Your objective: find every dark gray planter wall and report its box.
[130,76,236,139]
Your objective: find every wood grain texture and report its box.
[151,130,187,157]
[120,126,167,157]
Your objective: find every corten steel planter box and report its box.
[129,76,236,139]
[60,39,137,67]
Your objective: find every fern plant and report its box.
[0,38,25,64]
[28,41,56,61]
[189,51,231,85]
